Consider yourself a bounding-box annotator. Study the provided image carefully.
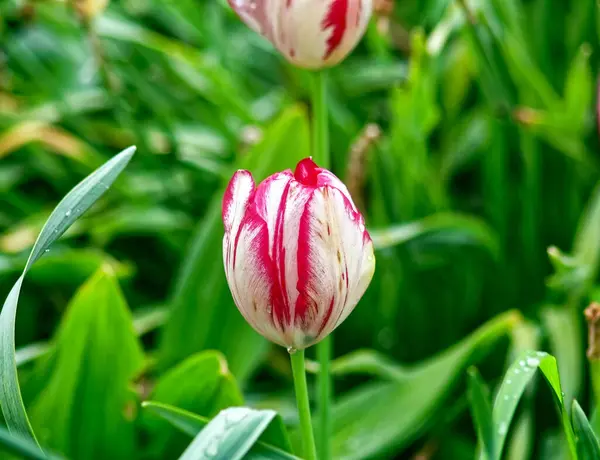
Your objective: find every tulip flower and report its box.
[222,158,375,350]
[227,0,373,69]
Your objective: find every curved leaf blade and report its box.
[488,350,577,460]
[0,424,61,460]
[0,146,136,444]
[370,212,499,259]
[142,402,298,460]
[467,367,495,460]
[572,399,600,460]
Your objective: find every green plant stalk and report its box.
[311,69,332,460]
[311,71,329,168]
[590,360,600,410]
[317,335,332,459]
[290,350,318,460]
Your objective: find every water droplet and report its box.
[224,408,247,425]
[266,304,272,314]
[44,249,50,253]
[522,366,530,372]
[526,357,540,367]
[514,368,520,374]
[536,351,546,357]
[503,395,509,401]
[287,346,297,354]
[498,422,508,435]
[65,210,71,217]
[506,379,512,384]
[367,254,374,261]
[519,360,525,366]
[205,443,218,457]
[561,392,565,398]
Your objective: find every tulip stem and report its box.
[311,71,330,168]
[317,335,332,459]
[312,69,333,460]
[290,350,318,460]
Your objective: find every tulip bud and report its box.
[222,158,375,350]
[228,0,373,69]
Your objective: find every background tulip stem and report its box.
[317,336,332,460]
[311,69,333,460]
[290,349,318,460]
[311,71,330,168]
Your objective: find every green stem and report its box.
[311,69,332,460]
[317,335,332,460]
[290,350,317,460]
[311,71,329,168]
[591,360,600,408]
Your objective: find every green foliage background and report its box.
[1,0,599,458]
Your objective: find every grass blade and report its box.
[467,367,495,460]
[489,351,577,459]
[142,402,298,460]
[572,399,600,460]
[0,424,61,460]
[0,146,136,444]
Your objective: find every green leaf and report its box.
[321,310,520,459]
[0,424,61,460]
[324,349,410,381]
[178,407,282,460]
[370,212,499,259]
[487,351,577,460]
[467,367,495,460]
[28,268,144,459]
[572,399,600,460]
[143,351,244,457]
[497,31,560,109]
[159,106,310,381]
[142,402,298,460]
[541,306,583,410]
[563,44,593,133]
[0,146,136,445]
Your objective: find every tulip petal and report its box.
[222,170,255,235]
[224,206,288,347]
[227,0,271,36]
[294,185,374,347]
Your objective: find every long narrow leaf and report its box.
[0,424,61,460]
[142,402,298,460]
[0,146,136,445]
[487,351,577,459]
[467,367,495,460]
[572,400,600,459]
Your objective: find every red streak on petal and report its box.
[318,297,336,336]
[322,0,348,59]
[295,192,316,322]
[242,205,278,323]
[271,181,293,328]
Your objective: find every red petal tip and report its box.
[294,158,321,186]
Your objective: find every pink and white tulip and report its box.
[222,158,375,350]
[228,0,373,69]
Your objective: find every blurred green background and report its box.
[1,0,600,458]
